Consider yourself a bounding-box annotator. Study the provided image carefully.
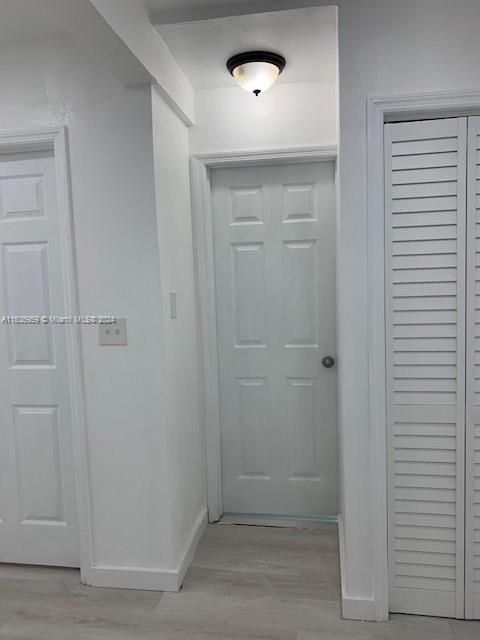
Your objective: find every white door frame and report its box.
[367,89,480,621]
[190,145,338,522]
[0,127,93,580]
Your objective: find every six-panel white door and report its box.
[212,162,338,517]
[0,152,79,566]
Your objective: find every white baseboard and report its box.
[82,508,207,592]
[342,594,376,621]
[175,507,208,589]
[338,514,376,621]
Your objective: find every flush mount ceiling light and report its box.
[226,51,286,96]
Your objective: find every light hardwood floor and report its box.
[0,523,478,639]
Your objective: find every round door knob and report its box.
[322,356,335,369]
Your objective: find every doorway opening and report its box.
[191,148,338,526]
[213,159,337,523]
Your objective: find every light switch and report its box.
[99,318,127,346]
[170,291,177,319]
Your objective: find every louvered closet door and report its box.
[385,118,466,618]
[466,116,480,619]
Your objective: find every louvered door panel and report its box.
[385,118,466,618]
[466,116,480,619]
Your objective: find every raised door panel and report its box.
[13,405,64,524]
[282,240,317,347]
[385,118,466,618]
[0,173,44,219]
[231,242,267,347]
[285,378,321,481]
[2,243,54,366]
[230,186,264,225]
[282,182,316,223]
[236,378,270,479]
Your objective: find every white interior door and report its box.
[385,118,466,618]
[212,161,337,518]
[466,115,480,619]
[0,151,79,567]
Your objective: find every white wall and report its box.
[190,81,337,153]
[90,0,195,124]
[151,85,207,566]
[0,32,204,584]
[335,0,480,620]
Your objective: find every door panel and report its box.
[466,115,480,619]
[0,153,79,567]
[385,118,466,618]
[212,162,337,517]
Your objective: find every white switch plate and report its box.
[99,318,127,346]
[170,291,177,319]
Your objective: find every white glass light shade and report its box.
[232,61,280,96]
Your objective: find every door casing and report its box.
[367,90,480,621]
[190,145,338,523]
[0,127,92,582]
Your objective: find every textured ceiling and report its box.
[156,6,337,90]
[145,0,332,24]
[0,0,61,45]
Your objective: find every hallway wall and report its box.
[190,80,337,154]
[151,86,207,568]
[0,31,204,586]
[334,0,480,620]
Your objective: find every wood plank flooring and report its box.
[0,523,478,639]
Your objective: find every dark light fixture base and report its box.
[226,51,286,76]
